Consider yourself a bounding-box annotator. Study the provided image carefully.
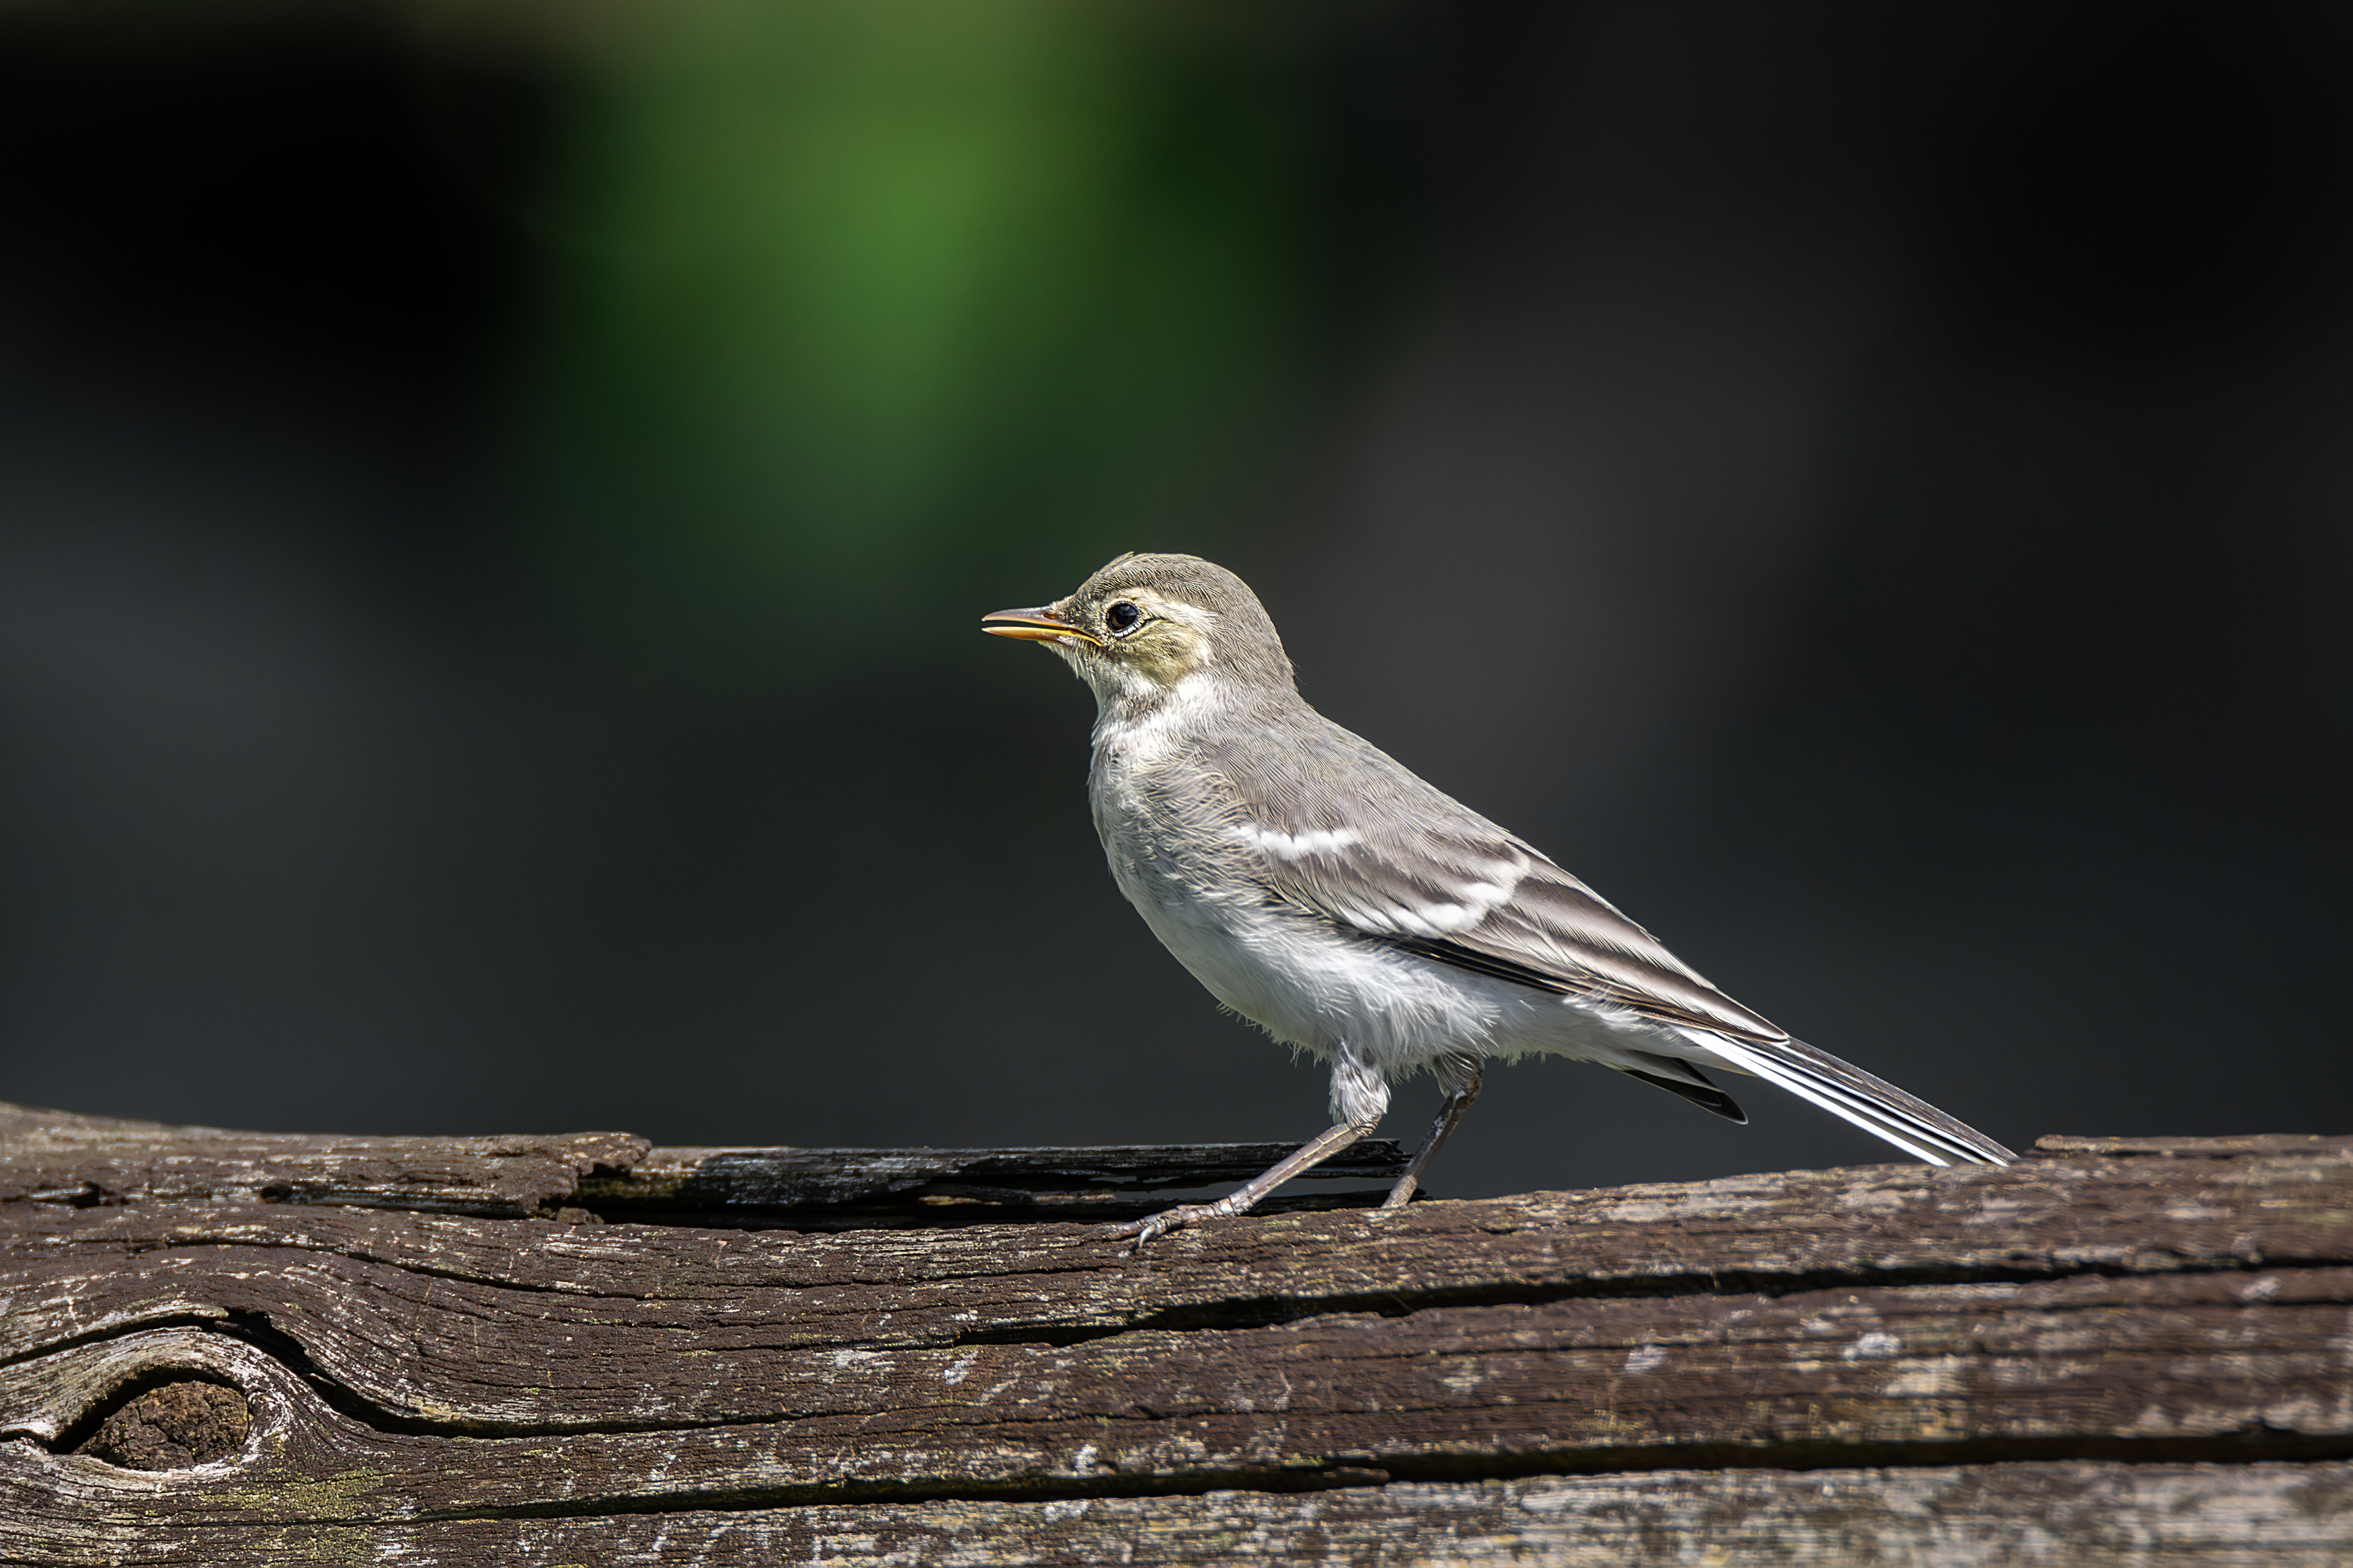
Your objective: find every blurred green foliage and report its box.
[512,0,1425,667]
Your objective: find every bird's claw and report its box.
[1103,1201,1225,1253]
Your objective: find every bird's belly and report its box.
[1127,889,1649,1077]
[1088,757,1665,1077]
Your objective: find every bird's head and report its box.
[982,552,1295,712]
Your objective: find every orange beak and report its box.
[982,606,1103,647]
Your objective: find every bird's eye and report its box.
[1105,601,1143,636]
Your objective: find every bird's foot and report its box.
[1103,1200,1231,1252]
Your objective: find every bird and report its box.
[984,552,2016,1247]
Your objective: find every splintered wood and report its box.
[1,1104,2348,1565]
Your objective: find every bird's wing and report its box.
[1193,714,2016,1167]
[1201,720,1789,1046]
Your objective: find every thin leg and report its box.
[1108,1040,1389,1251]
[1380,1051,1483,1210]
[1105,1116,1379,1249]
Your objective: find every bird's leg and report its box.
[1380,1051,1483,1210]
[1105,1118,1379,1250]
[1107,1040,1388,1251]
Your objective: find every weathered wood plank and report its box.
[7,1147,2346,1385]
[0,1100,1410,1225]
[2035,1133,2353,1159]
[0,1102,648,1219]
[4,1260,2347,1523]
[3,1174,2349,1502]
[5,1111,2350,1565]
[5,1443,2350,1565]
[575,1142,1412,1228]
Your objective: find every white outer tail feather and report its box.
[1693,1034,2016,1168]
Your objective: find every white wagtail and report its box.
[986,552,2015,1246]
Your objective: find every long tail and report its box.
[1691,1032,2016,1167]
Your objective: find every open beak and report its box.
[982,606,1103,647]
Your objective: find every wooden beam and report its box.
[0,1101,1411,1225]
[3,1464,2344,1567]
[2,1104,2348,1564]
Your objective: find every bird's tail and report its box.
[1693,1033,2016,1167]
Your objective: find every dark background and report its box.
[2,0,2346,1199]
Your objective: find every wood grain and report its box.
[3,1107,2349,1564]
[0,1100,1410,1225]
[0,1101,647,1218]
[6,1463,2346,1567]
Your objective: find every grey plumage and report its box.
[984,552,2015,1246]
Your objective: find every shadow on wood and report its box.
[3,1101,2350,1565]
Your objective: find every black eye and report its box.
[1105,601,1142,636]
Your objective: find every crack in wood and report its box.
[358,1431,2353,1523]
[1055,1255,2339,1343]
